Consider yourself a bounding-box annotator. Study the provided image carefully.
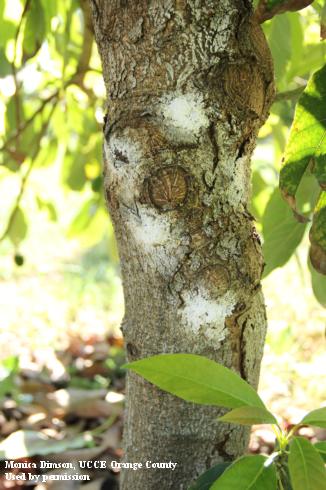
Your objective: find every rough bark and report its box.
[89,1,274,489]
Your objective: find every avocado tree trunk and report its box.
[89,1,274,488]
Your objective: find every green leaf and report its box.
[0,47,12,77]
[0,356,19,400]
[287,44,325,81]
[8,207,28,246]
[36,197,57,221]
[286,13,304,85]
[210,455,277,490]
[189,463,231,490]
[0,19,16,48]
[267,14,292,86]
[68,198,98,237]
[300,407,326,429]
[309,193,326,275]
[62,152,87,191]
[34,138,58,168]
[315,442,326,462]
[218,407,277,426]
[0,430,92,459]
[125,354,266,409]
[289,437,326,490]
[280,65,326,208]
[23,0,46,60]
[2,356,19,373]
[40,0,59,32]
[262,188,307,276]
[309,261,326,306]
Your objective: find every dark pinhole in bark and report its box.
[126,342,139,359]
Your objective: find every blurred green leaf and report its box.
[286,13,304,84]
[309,258,326,306]
[0,356,19,400]
[5,96,18,134]
[2,356,19,374]
[62,152,87,191]
[36,196,57,221]
[189,462,231,490]
[0,48,12,77]
[262,188,307,276]
[23,0,46,61]
[287,44,326,80]
[289,437,326,490]
[40,0,59,32]
[68,198,99,237]
[91,175,103,193]
[300,407,326,428]
[0,0,16,48]
[295,172,321,217]
[34,137,58,167]
[8,207,28,246]
[309,192,326,274]
[266,15,292,86]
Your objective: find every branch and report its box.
[88,0,100,21]
[0,91,59,157]
[254,0,314,23]
[0,104,56,243]
[321,4,326,40]
[12,0,32,132]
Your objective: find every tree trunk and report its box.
[89,1,274,488]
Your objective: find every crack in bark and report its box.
[214,433,233,461]
[89,0,100,21]
[208,122,220,173]
[239,318,248,380]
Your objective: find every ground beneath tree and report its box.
[0,330,324,490]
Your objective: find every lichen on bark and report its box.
[90,1,274,488]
